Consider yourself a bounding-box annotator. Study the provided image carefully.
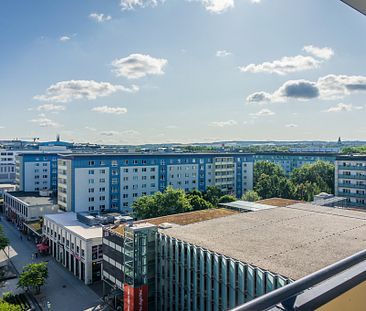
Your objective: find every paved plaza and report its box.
[1,219,110,311]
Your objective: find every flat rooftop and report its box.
[60,152,254,159]
[45,212,102,240]
[0,184,16,188]
[162,203,366,280]
[7,191,57,206]
[257,198,302,207]
[109,208,239,235]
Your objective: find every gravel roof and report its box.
[162,203,366,280]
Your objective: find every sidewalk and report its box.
[1,219,109,311]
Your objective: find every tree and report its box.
[291,161,335,194]
[188,195,214,211]
[242,190,261,202]
[133,187,192,219]
[218,195,236,204]
[156,187,192,216]
[132,195,158,219]
[18,262,48,294]
[295,181,321,202]
[0,225,9,252]
[342,146,366,154]
[254,161,285,184]
[0,301,22,311]
[203,186,223,206]
[187,189,203,198]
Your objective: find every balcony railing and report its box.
[338,165,366,171]
[338,174,366,180]
[338,183,366,189]
[339,192,366,198]
[230,249,366,311]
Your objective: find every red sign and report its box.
[123,284,148,311]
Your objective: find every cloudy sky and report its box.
[1,0,366,144]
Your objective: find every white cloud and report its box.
[216,50,232,57]
[120,0,258,13]
[250,109,275,117]
[34,80,139,103]
[317,74,366,100]
[209,120,237,127]
[303,45,334,60]
[120,0,162,10]
[325,103,353,113]
[30,116,60,128]
[59,36,70,42]
[246,74,366,103]
[246,91,272,104]
[201,0,234,13]
[91,106,128,115]
[273,79,319,101]
[285,123,298,128]
[240,45,334,75]
[240,55,321,75]
[112,54,167,79]
[36,104,66,112]
[0,126,5,129]
[166,125,178,129]
[89,13,112,23]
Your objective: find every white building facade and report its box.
[43,213,103,285]
[57,153,254,214]
[335,155,366,208]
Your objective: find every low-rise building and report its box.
[43,212,103,285]
[335,155,366,208]
[102,201,366,310]
[3,191,58,230]
[0,184,16,197]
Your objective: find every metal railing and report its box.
[230,249,366,311]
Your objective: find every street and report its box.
[1,219,109,311]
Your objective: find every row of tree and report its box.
[132,186,236,219]
[341,146,366,154]
[251,160,335,201]
[132,160,334,218]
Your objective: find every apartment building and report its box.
[254,152,336,175]
[16,152,65,193]
[43,212,103,285]
[335,155,366,208]
[57,153,254,213]
[0,149,17,183]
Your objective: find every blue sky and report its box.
[1,0,366,144]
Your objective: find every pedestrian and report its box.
[35,252,38,259]
[31,253,35,260]
[19,234,22,240]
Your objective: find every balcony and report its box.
[338,165,366,171]
[340,192,366,198]
[338,183,366,189]
[338,174,366,180]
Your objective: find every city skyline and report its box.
[1,0,366,144]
